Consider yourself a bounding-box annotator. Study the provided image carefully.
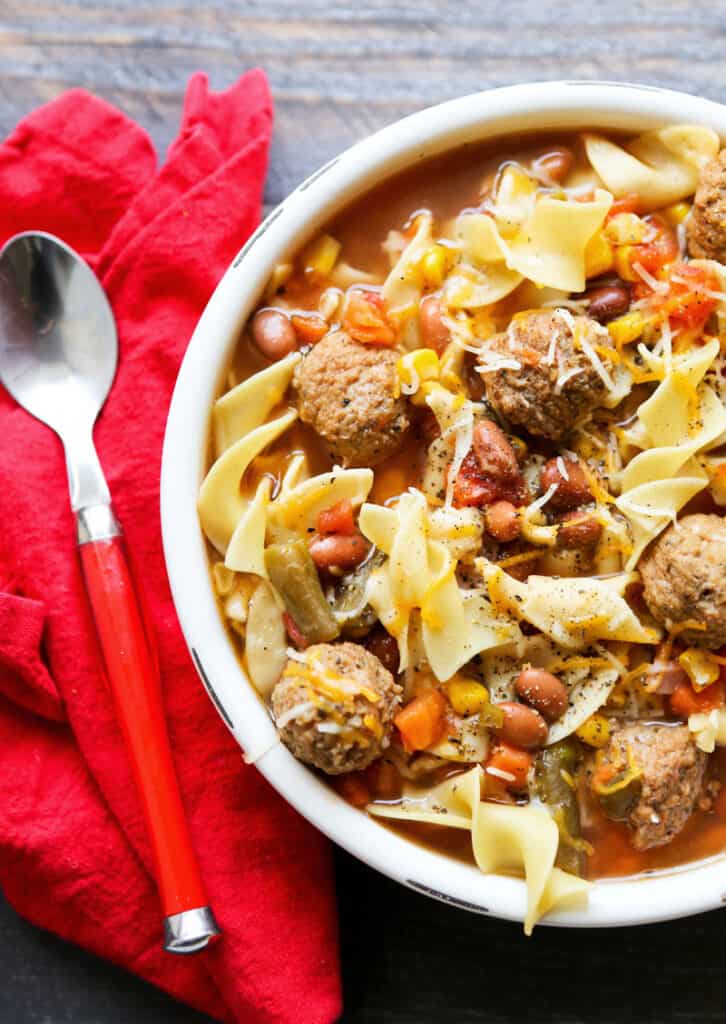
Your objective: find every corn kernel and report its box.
[613,245,639,281]
[445,678,490,717]
[300,233,341,280]
[662,201,691,226]
[576,713,611,748]
[584,230,614,279]
[608,310,644,347]
[395,348,440,404]
[678,648,720,692]
[605,213,648,246]
[421,245,449,287]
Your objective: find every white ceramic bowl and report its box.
[161,80,726,929]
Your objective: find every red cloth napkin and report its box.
[0,73,341,1024]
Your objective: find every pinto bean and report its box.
[532,147,574,184]
[557,510,603,549]
[540,457,592,510]
[309,532,369,571]
[484,500,521,542]
[251,308,297,359]
[494,701,549,750]
[473,420,521,483]
[586,283,630,323]
[365,627,400,676]
[419,295,450,354]
[515,668,569,722]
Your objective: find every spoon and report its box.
[0,232,219,954]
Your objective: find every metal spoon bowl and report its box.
[0,232,217,953]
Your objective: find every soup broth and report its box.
[200,122,726,915]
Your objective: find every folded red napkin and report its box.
[0,73,341,1024]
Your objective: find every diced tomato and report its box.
[394,689,448,752]
[452,450,500,507]
[343,290,397,347]
[669,678,725,720]
[485,742,533,790]
[333,772,371,808]
[630,215,679,295]
[654,261,720,330]
[291,313,328,344]
[606,193,642,219]
[316,498,356,535]
[283,611,308,649]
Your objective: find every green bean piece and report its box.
[535,740,585,876]
[333,549,386,638]
[264,540,340,644]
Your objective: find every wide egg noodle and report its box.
[268,467,374,537]
[443,214,523,308]
[445,189,611,299]
[427,713,489,763]
[368,765,589,934]
[478,559,659,649]
[382,210,433,318]
[616,338,726,568]
[244,578,287,698]
[502,190,612,293]
[198,408,298,554]
[213,351,302,456]
[225,476,272,577]
[425,385,477,507]
[359,491,521,679]
[482,637,620,745]
[584,125,719,210]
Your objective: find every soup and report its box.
[198,124,726,930]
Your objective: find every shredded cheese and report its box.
[554,366,584,394]
[275,701,316,729]
[632,261,668,294]
[486,765,516,783]
[556,456,569,481]
[578,332,615,391]
[527,482,559,515]
[476,357,522,373]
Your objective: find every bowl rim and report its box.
[161,79,726,929]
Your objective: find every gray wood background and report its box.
[3,2,726,1022]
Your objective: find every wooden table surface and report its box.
[3,2,726,1022]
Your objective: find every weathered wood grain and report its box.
[2,0,726,208]
[3,3,726,1022]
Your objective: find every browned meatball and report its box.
[640,514,726,648]
[595,723,706,850]
[480,310,614,441]
[271,642,402,775]
[687,148,726,262]
[293,330,410,467]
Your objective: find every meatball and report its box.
[271,641,402,775]
[595,723,706,850]
[640,514,726,648]
[294,330,410,467]
[687,148,726,263]
[480,310,614,441]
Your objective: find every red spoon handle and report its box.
[79,528,217,949]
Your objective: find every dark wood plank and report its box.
[3,2,726,1022]
[2,0,726,208]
